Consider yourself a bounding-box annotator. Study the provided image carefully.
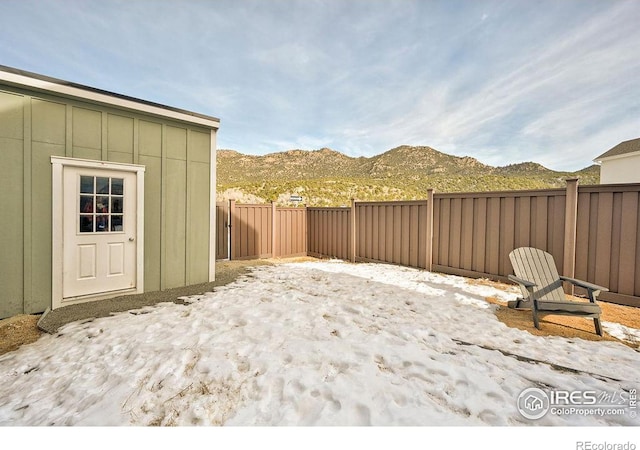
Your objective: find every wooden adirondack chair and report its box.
[507,247,608,336]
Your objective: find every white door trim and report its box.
[51,157,145,310]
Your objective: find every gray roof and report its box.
[595,138,640,161]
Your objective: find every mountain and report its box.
[217,148,368,183]
[217,146,600,206]
[368,145,491,177]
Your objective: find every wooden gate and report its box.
[230,202,273,259]
[215,201,229,259]
[224,201,308,260]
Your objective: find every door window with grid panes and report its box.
[79,176,124,233]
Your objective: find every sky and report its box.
[1,260,639,436]
[1,0,639,171]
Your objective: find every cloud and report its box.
[318,0,640,170]
[1,0,638,171]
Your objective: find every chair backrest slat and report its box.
[509,247,566,302]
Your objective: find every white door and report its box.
[62,167,138,299]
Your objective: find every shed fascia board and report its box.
[0,66,220,129]
[594,150,640,164]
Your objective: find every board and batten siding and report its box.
[0,86,215,318]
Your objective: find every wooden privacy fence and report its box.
[217,181,640,307]
[306,181,640,307]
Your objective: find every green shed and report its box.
[0,66,219,319]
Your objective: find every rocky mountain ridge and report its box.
[217,145,599,206]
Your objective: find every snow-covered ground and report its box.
[1,261,639,436]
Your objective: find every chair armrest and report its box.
[508,274,536,288]
[559,276,609,292]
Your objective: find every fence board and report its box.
[636,199,640,297]
[515,196,530,248]
[589,194,600,282]
[449,198,461,268]
[595,192,613,288]
[439,198,451,267]
[499,197,515,275]
[372,206,379,261]
[377,206,387,261]
[392,206,401,264]
[322,209,328,257]
[357,206,364,259]
[409,204,419,268]
[385,205,393,263]
[401,205,410,266]
[619,192,638,295]
[432,199,439,261]
[551,195,565,267]
[461,197,474,271]
[418,203,427,269]
[610,193,623,293]
[473,197,487,273]
[575,192,590,283]
[487,197,500,274]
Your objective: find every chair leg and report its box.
[586,289,603,336]
[532,308,540,330]
[527,289,541,329]
[594,318,603,336]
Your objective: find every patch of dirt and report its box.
[0,315,44,355]
[486,294,640,348]
[469,277,640,347]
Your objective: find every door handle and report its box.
[129,237,135,242]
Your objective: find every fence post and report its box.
[350,198,357,263]
[563,178,579,294]
[426,189,434,271]
[271,201,277,258]
[303,204,308,256]
[229,199,236,260]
